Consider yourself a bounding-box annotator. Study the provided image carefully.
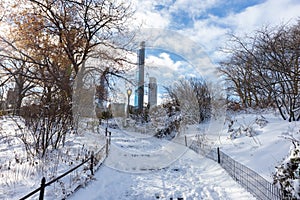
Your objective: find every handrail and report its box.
[19,155,92,200]
[19,138,110,200]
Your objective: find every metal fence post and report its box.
[109,131,111,145]
[217,147,220,164]
[90,151,94,175]
[106,138,109,157]
[185,135,187,146]
[39,177,46,200]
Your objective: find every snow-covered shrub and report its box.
[19,103,72,158]
[0,115,106,199]
[273,141,300,199]
[153,103,181,139]
[227,115,267,140]
[227,119,257,139]
[255,115,268,128]
[154,105,181,139]
[154,116,181,139]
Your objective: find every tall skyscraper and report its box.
[148,77,157,108]
[136,41,145,111]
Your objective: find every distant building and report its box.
[110,103,126,117]
[135,41,145,111]
[73,87,96,118]
[134,71,139,108]
[95,73,109,118]
[134,42,158,110]
[0,100,6,110]
[6,88,18,109]
[148,77,157,108]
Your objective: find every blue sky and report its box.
[127,0,300,104]
[158,0,266,29]
[132,0,300,60]
[131,0,300,73]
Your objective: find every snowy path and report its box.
[69,130,255,200]
[104,131,189,172]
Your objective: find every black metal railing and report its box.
[190,139,284,200]
[19,137,110,200]
[218,150,283,200]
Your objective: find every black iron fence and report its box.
[218,149,283,200]
[190,139,284,200]
[19,137,110,200]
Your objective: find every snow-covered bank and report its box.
[217,111,295,181]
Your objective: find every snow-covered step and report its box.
[69,149,256,200]
[105,141,188,172]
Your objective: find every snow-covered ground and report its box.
[68,110,298,199]
[69,129,255,200]
[0,116,106,200]
[217,110,294,181]
[69,152,257,200]
[0,110,297,199]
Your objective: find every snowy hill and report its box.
[218,110,294,181]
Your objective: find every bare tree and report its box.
[0,58,36,114]
[0,0,136,156]
[219,34,274,108]
[219,21,300,121]
[255,23,300,121]
[164,78,211,124]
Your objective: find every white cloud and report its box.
[131,0,300,85]
[172,0,300,62]
[170,0,220,20]
[131,0,171,29]
[137,50,212,93]
[179,18,230,51]
[224,0,300,35]
[146,52,182,71]
[135,11,170,29]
